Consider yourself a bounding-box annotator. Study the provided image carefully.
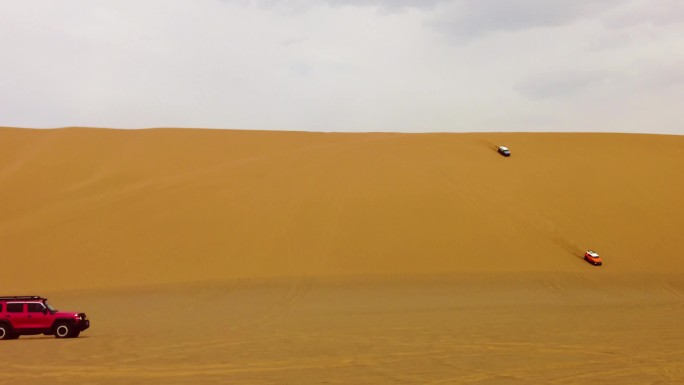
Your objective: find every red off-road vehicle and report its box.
[584,250,602,266]
[0,296,90,340]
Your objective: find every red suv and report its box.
[0,296,90,340]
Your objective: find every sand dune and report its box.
[2,128,683,291]
[1,127,683,384]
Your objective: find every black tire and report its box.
[0,324,15,340]
[54,322,73,339]
[0,324,14,340]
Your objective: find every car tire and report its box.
[0,324,10,340]
[54,322,73,339]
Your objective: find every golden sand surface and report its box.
[1,128,684,384]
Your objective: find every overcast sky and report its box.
[1,0,683,133]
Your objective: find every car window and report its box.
[27,303,46,313]
[0,304,3,312]
[6,303,24,313]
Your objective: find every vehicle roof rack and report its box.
[0,296,45,301]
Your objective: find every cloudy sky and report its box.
[1,0,682,133]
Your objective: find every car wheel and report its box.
[54,323,73,339]
[0,325,10,340]
[0,324,17,340]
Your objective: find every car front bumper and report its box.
[77,320,90,331]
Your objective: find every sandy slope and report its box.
[1,127,684,384]
[2,128,684,291]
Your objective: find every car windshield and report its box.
[45,302,57,312]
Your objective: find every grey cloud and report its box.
[603,0,684,28]
[514,70,613,100]
[514,63,684,101]
[232,0,683,37]
[222,0,446,12]
[431,0,626,40]
[325,0,445,10]
[634,64,684,91]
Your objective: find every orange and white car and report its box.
[584,250,602,266]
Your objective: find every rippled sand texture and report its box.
[3,277,684,385]
[1,128,684,384]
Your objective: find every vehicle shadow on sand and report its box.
[475,138,503,153]
[7,335,92,342]
[551,235,586,262]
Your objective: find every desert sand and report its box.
[1,127,683,384]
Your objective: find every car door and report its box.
[5,302,29,329]
[27,302,51,329]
